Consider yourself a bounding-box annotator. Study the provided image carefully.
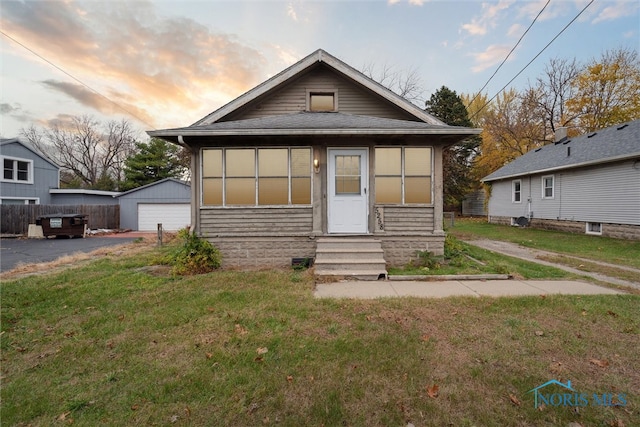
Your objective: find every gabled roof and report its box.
[482,120,640,182]
[192,49,445,127]
[150,112,479,138]
[0,137,61,169]
[117,178,190,197]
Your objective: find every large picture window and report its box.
[374,147,432,204]
[202,148,311,206]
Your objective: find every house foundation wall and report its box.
[379,235,445,267]
[207,236,316,268]
[488,216,640,240]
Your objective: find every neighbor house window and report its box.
[542,175,554,199]
[202,148,311,206]
[512,179,522,203]
[308,91,337,112]
[374,147,432,204]
[586,222,602,235]
[2,156,32,183]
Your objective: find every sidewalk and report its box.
[314,279,624,299]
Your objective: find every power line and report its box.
[468,0,550,109]
[0,29,157,130]
[469,0,595,122]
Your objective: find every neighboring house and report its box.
[149,49,479,268]
[482,120,640,240]
[118,178,191,231]
[1,138,60,205]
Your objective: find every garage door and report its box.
[138,204,191,231]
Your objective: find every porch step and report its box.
[314,237,388,281]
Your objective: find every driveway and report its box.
[0,236,140,272]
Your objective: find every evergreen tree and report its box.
[425,86,480,210]
[121,138,186,190]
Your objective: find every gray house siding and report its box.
[118,179,191,230]
[224,66,416,122]
[1,139,59,204]
[488,161,640,226]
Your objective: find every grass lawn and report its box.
[448,217,640,270]
[2,242,638,426]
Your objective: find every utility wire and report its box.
[468,0,550,109]
[469,0,595,122]
[1,29,157,130]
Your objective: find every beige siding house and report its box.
[149,49,479,273]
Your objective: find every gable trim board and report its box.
[483,120,640,240]
[149,49,480,267]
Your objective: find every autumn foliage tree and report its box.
[425,86,480,209]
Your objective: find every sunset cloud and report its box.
[0,1,269,129]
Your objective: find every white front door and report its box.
[328,149,368,233]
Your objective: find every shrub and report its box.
[166,228,222,275]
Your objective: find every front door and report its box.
[328,149,368,233]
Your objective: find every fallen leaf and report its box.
[286,375,293,383]
[131,404,139,411]
[254,356,264,362]
[426,384,439,398]
[509,393,521,406]
[581,309,587,316]
[610,418,625,427]
[207,307,215,312]
[568,422,583,427]
[234,324,248,335]
[170,415,179,423]
[534,330,544,336]
[421,334,431,342]
[590,358,609,368]
[537,403,546,411]
[205,352,212,359]
[256,347,268,355]
[607,310,619,317]
[539,294,546,299]
[57,411,71,421]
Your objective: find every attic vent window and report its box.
[309,92,337,112]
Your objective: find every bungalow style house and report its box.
[482,120,640,240]
[149,49,479,275]
[1,138,60,205]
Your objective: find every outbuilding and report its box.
[118,178,191,231]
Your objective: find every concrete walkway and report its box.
[314,279,624,299]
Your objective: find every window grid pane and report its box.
[17,161,29,181]
[335,155,361,195]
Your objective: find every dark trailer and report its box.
[36,214,88,238]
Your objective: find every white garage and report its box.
[118,178,191,231]
[137,203,191,231]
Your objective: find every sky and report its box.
[1,0,638,140]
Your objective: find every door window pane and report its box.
[335,155,361,195]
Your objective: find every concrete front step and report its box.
[315,237,388,281]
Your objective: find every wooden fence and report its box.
[1,205,120,235]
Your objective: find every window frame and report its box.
[541,175,554,199]
[307,89,338,112]
[2,156,34,184]
[512,179,522,203]
[200,147,312,207]
[0,197,39,205]
[374,146,433,205]
[585,222,603,236]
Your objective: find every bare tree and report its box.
[21,115,138,190]
[362,62,425,105]
[532,57,581,138]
